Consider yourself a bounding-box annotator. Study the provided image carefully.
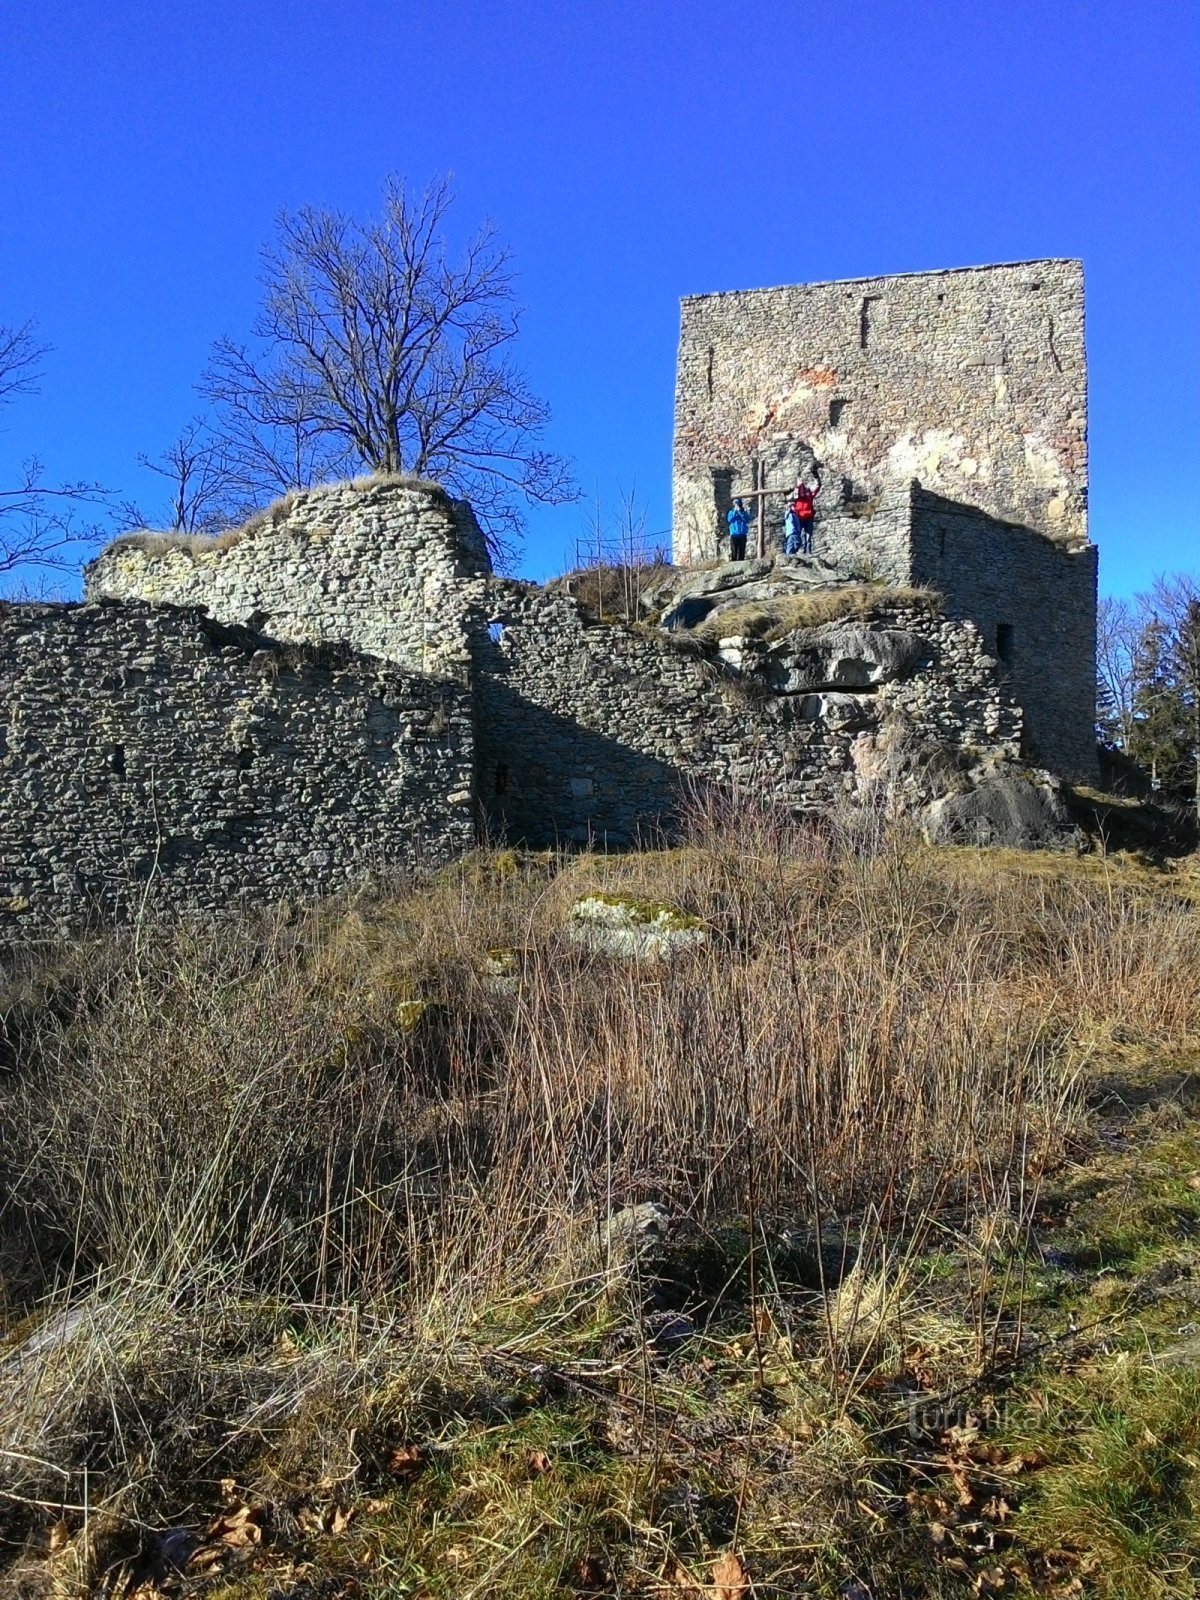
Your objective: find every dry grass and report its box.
[547,560,675,624]
[106,525,248,558]
[1,807,1199,1593]
[101,475,449,563]
[696,584,941,642]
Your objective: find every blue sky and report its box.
[1,0,1196,595]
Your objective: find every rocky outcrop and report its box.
[653,554,856,633]
[924,766,1080,851]
[717,623,928,694]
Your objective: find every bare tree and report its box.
[1096,594,1141,750]
[203,176,575,558]
[0,321,115,591]
[201,340,353,499]
[134,420,246,534]
[1153,573,1200,820]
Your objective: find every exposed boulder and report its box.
[655,558,774,601]
[660,594,717,631]
[924,766,1080,851]
[568,893,708,961]
[649,553,852,628]
[716,623,927,694]
[604,1202,672,1263]
[763,624,927,693]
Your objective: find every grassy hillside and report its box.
[1,802,1198,1598]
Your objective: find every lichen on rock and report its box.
[568,893,707,961]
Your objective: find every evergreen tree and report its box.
[1127,615,1187,790]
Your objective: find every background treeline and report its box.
[1098,575,1200,814]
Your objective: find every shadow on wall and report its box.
[475,677,685,849]
[908,488,1097,781]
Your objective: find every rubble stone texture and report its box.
[86,478,490,679]
[474,582,1019,848]
[5,265,1104,937]
[672,260,1096,777]
[0,601,474,934]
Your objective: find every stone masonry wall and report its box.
[85,479,489,681]
[474,583,1019,848]
[674,259,1087,566]
[0,602,474,936]
[812,481,916,583]
[908,489,1098,780]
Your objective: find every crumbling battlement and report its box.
[0,601,474,935]
[86,478,490,679]
[475,582,1020,847]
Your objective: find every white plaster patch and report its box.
[883,428,971,483]
[1022,434,1070,493]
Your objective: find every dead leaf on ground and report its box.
[211,1504,265,1547]
[973,1565,1009,1593]
[527,1449,553,1476]
[187,1546,228,1574]
[323,1503,356,1536]
[712,1549,749,1599]
[385,1444,427,1480]
[188,1502,266,1570]
[46,1521,70,1556]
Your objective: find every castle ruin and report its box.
[674,260,1096,777]
[0,260,1099,936]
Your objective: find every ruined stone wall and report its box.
[812,481,916,583]
[674,259,1087,566]
[474,584,1019,848]
[0,602,474,936]
[85,479,489,680]
[908,490,1098,780]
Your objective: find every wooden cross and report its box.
[731,459,795,557]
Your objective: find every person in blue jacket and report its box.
[783,503,803,555]
[726,497,751,561]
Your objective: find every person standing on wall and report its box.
[788,466,822,555]
[783,501,802,556]
[726,497,751,561]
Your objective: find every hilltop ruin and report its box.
[0,260,1099,934]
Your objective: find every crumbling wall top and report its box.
[85,477,489,678]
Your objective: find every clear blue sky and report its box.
[1,0,1196,595]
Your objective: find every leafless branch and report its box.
[203,176,576,560]
[0,320,48,409]
[135,420,248,533]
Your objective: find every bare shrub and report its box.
[2,816,1199,1565]
[547,558,674,624]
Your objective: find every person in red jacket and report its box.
[788,466,821,555]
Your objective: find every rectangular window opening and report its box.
[996,623,1015,663]
[110,743,125,777]
[494,762,509,795]
[859,295,881,349]
[828,397,849,428]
